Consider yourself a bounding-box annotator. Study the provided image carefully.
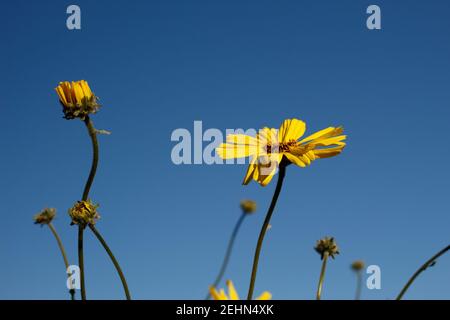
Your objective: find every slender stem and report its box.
[89,224,131,300]
[355,271,362,300]
[82,116,99,201]
[316,252,329,300]
[247,164,286,300]
[396,244,450,300]
[78,225,86,300]
[78,116,99,300]
[206,212,247,300]
[47,222,75,300]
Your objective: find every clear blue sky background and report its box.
[0,0,449,300]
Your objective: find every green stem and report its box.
[78,116,99,300]
[82,116,99,201]
[89,224,131,300]
[396,244,450,300]
[355,271,362,300]
[247,164,286,300]
[206,212,247,300]
[78,225,86,300]
[48,222,75,300]
[316,252,329,300]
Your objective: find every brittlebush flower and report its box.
[217,118,346,186]
[55,80,100,119]
[34,208,56,225]
[68,200,100,226]
[315,236,340,260]
[210,280,271,300]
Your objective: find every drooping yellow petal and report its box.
[313,146,345,158]
[256,291,272,300]
[299,126,344,144]
[311,135,346,147]
[278,118,306,143]
[284,152,306,167]
[243,157,258,185]
[226,280,240,300]
[256,154,282,186]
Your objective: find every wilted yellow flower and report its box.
[55,80,100,119]
[240,199,257,214]
[68,200,100,226]
[34,208,56,225]
[315,237,339,260]
[216,118,346,186]
[210,280,271,300]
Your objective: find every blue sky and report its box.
[0,0,449,299]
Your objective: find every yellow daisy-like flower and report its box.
[217,118,346,186]
[55,80,100,119]
[210,280,271,300]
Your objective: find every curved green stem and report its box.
[82,116,99,201]
[89,224,131,300]
[48,222,75,300]
[316,252,329,300]
[206,212,247,300]
[247,164,286,300]
[396,244,450,300]
[78,116,99,300]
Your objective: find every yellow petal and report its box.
[216,143,257,159]
[209,287,222,300]
[73,82,85,103]
[226,280,240,300]
[278,118,306,143]
[226,134,259,146]
[284,153,306,167]
[257,154,282,186]
[312,135,346,147]
[314,146,345,158]
[256,291,272,300]
[299,126,344,144]
[306,150,316,161]
[258,127,278,145]
[209,286,229,300]
[61,82,73,104]
[80,80,93,98]
[55,87,67,104]
[243,157,258,185]
[219,289,229,300]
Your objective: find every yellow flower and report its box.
[68,200,100,226]
[217,118,346,186]
[209,280,271,300]
[55,80,100,119]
